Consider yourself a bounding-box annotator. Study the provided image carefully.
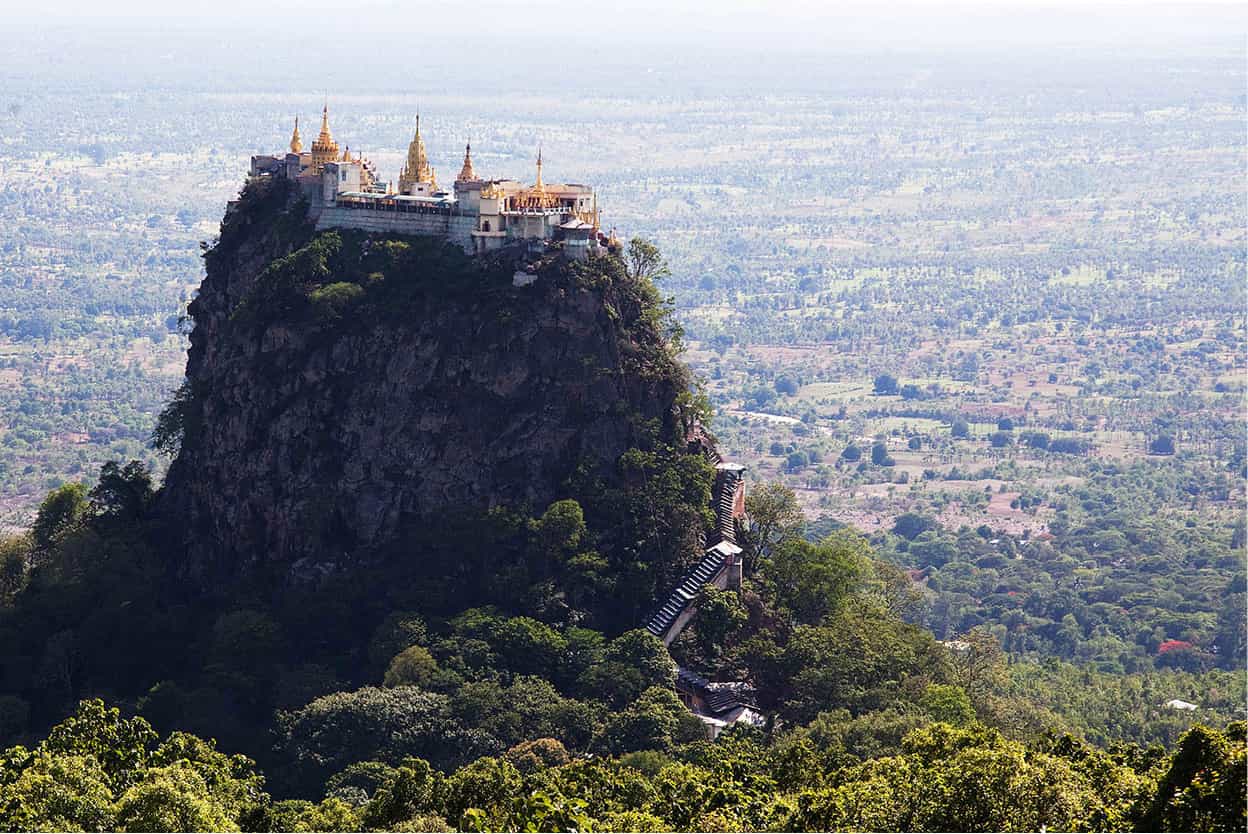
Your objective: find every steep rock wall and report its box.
[160,177,708,591]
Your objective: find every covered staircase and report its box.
[644,547,731,638]
[642,462,747,644]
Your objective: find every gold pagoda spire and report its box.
[309,103,341,173]
[399,113,436,193]
[289,116,303,154]
[456,142,477,182]
[318,104,331,141]
[514,145,558,209]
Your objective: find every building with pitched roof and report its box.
[249,108,606,258]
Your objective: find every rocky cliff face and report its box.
[160,177,710,594]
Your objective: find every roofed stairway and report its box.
[642,462,746,646]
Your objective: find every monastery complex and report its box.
[253,105,759,736]
[250,107,609,258]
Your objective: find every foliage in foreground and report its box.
[0,700,1242,832]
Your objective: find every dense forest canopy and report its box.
[0,455,1243,831]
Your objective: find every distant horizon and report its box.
[4,0,1244,52]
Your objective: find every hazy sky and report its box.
[10,0,1245,49]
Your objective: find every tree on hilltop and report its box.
[625,237,671,283]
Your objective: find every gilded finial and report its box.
[316,103,335,145]
[399,113,437,193]
[534,146,544,191]
[289,116,303,154]
[457,142,477,182]
[309,100,340,173]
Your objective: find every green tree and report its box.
[531,499,586,562]
[267,798,361,832]
[43,699,158,791]
[579,630,677,707]
[504,738,571,774]
[782,600,941,722]
[361,756,441,830]
[491,617,568,680]
[114,764,238,832]
[947,629,1006,701]
[0,701,267,832]
[88,460,154,523]
[870,442,892,466]
[768,531,868,624]
[152,379,198,458]
[625,237,670,283]
[367,612,428,675]
[384,646,439,688]
[694,585,748,657]
[743,481,804,574]
[919,684,975,725]
[0,536,29,605]
[441,756,523,830]
[278,687,491,792]
[308,281,364,319]
[1143,723,1246,832]
[31,482,88,553]
[0,750,118,832]
[599,687,705,754]
[892,512,935,541]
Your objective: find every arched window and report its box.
[482,220,491,232]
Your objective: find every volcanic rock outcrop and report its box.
[160,177,711,592]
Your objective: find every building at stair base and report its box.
[675,669,765,739]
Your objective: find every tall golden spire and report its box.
[399,113,436,193]
[318,104,331,142]
[456,142,477,182]
[534,146,544,192]
[289,116,303,154]
[309,103,341,173]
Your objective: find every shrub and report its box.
[1149,435,1176,455]
[384,647,439,688]
[309,282,364,319]
[504,738,570,773]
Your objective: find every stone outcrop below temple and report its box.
[159,174,710,591]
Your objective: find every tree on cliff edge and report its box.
[626,237,670,283]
